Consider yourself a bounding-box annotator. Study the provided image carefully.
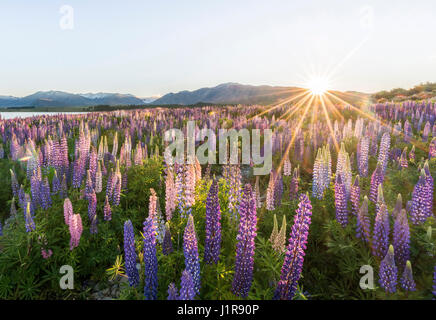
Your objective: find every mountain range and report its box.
[0,83,370,108]
[0,91,155,108]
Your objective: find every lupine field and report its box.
[0,101,435,300]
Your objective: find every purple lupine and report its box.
[274,193,312,300]
[162,223,173,255]
[375,184,385,219]
[350,175,360,218]
[52,171,61,195]
[30,174,41,208]
[369,163,384,203]
[167,283,178,300]
[372,204,390,259]
[10,169,19,198]
[112,173,121,206]
[40,177,52,210]
[392,193,403,219]
[204,179,221,264]
[356,196,371,243]
[379,245,397,294]
[103,195,112,221]
[232,184,257,298]
[274,172,283,208]
[178,269,196,300]
[123,220,139,287]
[410,170,430,225]
[24,201,36,232]
[423,161,434,219]
[85,170,94,199]
[10,197,17,217]
[400,261,416,292]
[334,173,348,227]
[183,215,200,295]
[393,209,410,271]
[357,137,369,177]
[88,192,98,234]
[143,217,158,300]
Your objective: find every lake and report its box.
[0,111,89,120]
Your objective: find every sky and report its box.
[1,0,436,97]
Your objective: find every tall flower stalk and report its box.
[274,193,312,300]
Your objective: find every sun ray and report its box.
[319,95,340,153]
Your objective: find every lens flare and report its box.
[307,77,330,96]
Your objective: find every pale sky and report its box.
[1,0,436,97]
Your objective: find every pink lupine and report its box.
[69,213,83,250]
[63,198,73,225]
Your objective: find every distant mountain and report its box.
[0,91,145,108]
[152,83,303,105]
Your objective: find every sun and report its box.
[306,77,330,96]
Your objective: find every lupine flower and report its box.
[274,193,312,300]
[178,269,196,300]
[265,172,275,211]
[399,147,408,168]
[423,161,434,219]
[409,145,415,162]
[379,245,397,293]
[232,184,257,298]
[289,167,299,201]
[167,283,178,300]
[270,214,287,253]
[372,204,390,259]
[357,137,369,177]
[112,171,121,206]
[350,175,360,218]
[356,196,371,243]
[183,215,201,295]
[123,220,139,287]
[429,138,436,159]
[375,184,385,219]
[88,192,98,234]
[103,195,112,221]
[369,164,384,203]
[63,198,73,225]
[283,158,292,176]
[95,162,102,193]
[24,201,36,232]
[165,166,176,221]
[162,222,173,255]
[400,261,416,292]
[204,179,221,264]
[10,197,17,217]
[41,248,53,259]
[392,193,403,219]
[52,171,61,195]
[143,217,158,300]
[274,171,284,208]
[10,169,19,198]
[393,209,410,270]
[378,132,391,174]
[69,213,83,250]
[148,188,158,227]
[334,173,348,227]
[410,170,431,225]
[40,177,52,210]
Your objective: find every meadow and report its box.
[0,101,434,300]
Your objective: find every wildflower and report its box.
[204,179,221,264]
[400,261,416,292]
[178,269,196,300]
[123,220,139,287]
[393,209,410,271]
[162,222,173,255]
[356,196,371,243]
[232,184,257,298]
[274,193,312,300]
[379,245,397,293]
[410,170,431,225]
[350,175,360,218]
[69,213,83,250]
[63,198,73,225]
[103,195,112,221]
[143,217,158,300]
[183,215,201,295]
[372,204,390,259]
[167,283,178,300]
[334,173,348,227]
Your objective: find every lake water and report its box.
[0,111,89,120]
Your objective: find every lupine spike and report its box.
[400,260,416,292]
[274,193,312,300]
[123,220,139,287]
[379,245,397,293]
[143,217,158,300]
[183,215,201,295]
